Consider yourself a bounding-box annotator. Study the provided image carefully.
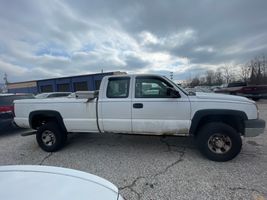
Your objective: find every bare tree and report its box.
[249,55,267,85]
[205,70,215,86]
[263,55,267,83]
[199,76,206,85]
[240,63,251,83]
[190,76,200,87]
[214,68,223,85]
[222,65,234,84]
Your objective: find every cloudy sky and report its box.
[0,0,267,82]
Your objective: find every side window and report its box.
[135,77,173,98]
[107,77,130,98]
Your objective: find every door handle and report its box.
[133,103,143,109]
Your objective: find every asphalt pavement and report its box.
[0,100,267,200]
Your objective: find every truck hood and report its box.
[191,92,254,103]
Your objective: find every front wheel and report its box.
[36,122,67,152]
[197,122,242,162]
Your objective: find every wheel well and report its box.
[31,114,57,129]
[29,111,66,132]
[193,115,245,135]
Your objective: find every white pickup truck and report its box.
[14,74,265,161]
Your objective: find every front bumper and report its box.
[244,119,265,137]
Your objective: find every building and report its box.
[7,81,37,94]
[7,71,125,94]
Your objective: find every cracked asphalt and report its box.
[0,100,267,200]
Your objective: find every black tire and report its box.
[197,122,242,162]
[36,122,67,152]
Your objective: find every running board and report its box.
[21,131,36,137]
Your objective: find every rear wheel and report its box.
[36,122,67,152]
[197,122,242,162]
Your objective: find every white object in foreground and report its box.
[0,165,124,200]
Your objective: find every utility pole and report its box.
[3,73,8,84]
[170,71,173,80]
[3,73,8,93]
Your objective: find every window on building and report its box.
[57,83,70,92]
[73,82,88,91]
[95,80,101,90]
[40,85,53,92]
[106,77,130,98]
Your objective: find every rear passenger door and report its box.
[100,77,132,133]
[132,76,191,135]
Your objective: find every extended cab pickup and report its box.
[14,74,265,161]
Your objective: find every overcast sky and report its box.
[0,0,267,82]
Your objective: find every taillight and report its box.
[0,105,14,113]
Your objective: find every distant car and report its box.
[35,92,71,99]
[0,165,124,200]
[0,93,34,130]
[214,82,267,101]
[185,87,212,94]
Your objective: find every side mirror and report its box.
[167,87,181,98]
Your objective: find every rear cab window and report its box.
[106,77,130,98]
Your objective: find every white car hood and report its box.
[191,92,254,103]
[0,165,119,200]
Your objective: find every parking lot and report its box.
[0,101,266,200]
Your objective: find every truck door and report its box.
[100,77,132,133]
[132,76,191,135]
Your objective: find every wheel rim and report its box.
[207,133,232,154]
[41,130,56,146]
